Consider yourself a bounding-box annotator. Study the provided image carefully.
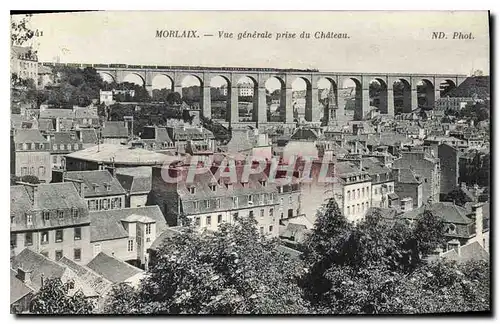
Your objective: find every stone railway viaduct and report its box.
[41,62,467,126]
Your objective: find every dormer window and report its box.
[58,210,64,220]
[188,187,196,194]
[104,183,111,191]
[242,182,248,188]
[259,180,267,187]
[26,213,33,226]
[209,184,217,192]
[71,208,79,218]
[23,143,28,150]
[248,195,253,204]
[92,183,99,191]
[447,224,457,234]
[53,144,57,150]
[42,210,50,221]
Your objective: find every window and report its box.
[23,143,28,150]
[374,188,378,195]
[204,200,210,209]
[288,196,292,204]
[209,184,216,192]
[216,199,221,209]
[58,209,64,220]
[127,239,134,252]
[269,208,274,218]
[195,217,201,227]
[280,197,284,206]
[39,166,45,176]
[146,237,151,243]
[193,201,199,209]
[188,187,196,194]
[259,227,264,235]
[55,250,63,261]
[362,202,365,211]
[233,213,239,222]
[26,214,33,225]
[72,208,79,218]
[145,224,152,235]
[260,209,265,218]
[249,210,254,218]
[347,190,351,200]
[248,195,253,204]
[25,232,33,246]
[74,248,81,261]
[347,206,350,215]
[55,229,63,243]
[10,233,17,248]
[362,188,365,198]
[357,204,360,213]
[269,225,273,233]
[103,199,109,210]
[357,189,360,199]
[232,197,238,208]
[59,144,64,150]
[206,216,212,226]
[21,167,28,176]
[218,214,222,223]
[74,144,79,150]
[43,210,50,221]
[41,231,49,244]
[74,228,81,240]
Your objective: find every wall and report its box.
[129,194,148,208]
[343,180,372,223]
[394,182,423,208]
[12,225,92,265]
[371,180,395,208]
[92,237,135,261]
[15,151,52,183]
[438,144,459,196]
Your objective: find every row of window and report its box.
[20,166,46,177]
[10,227,82,248]
[346,186,370,201]
[188,180,269,195]
[46,248,81,262]
[18,143,46,151]
[41,208,80,222]
[193,209,275,228]
[52,144,80,151]
[88,197,122,211]
[259,225,274,235]
[346,174,370,183]
[346,201,370,215]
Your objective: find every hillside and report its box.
[446,76,490,99]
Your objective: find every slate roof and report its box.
[10,269,34,304]
[101,121,129,138]
[89,206,167,242]
[290,127,321,141]
[13,129,47,143]
[58,257,113,297]
[361,157,391,177]
[395,168,422,184]
[86,253,143,284]
[441,241,489,263]
[39,109,74,119]
[64,170,126,197]
[402,202,473,225]
[66,144,181,166]
[11,248,67,291]
[226,129,254,153]
[73,107,98,119]
[115,167,152,195]
[10,183,90,232]
[78,129,98,144]
[148,227,183,251]
[38,119,54,132]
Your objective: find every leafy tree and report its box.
[29,278,94,314]
[103,283,142,314]
[11,14,36,46]
[443,187,473,206]
[105,217,309,314]
[166,91,182,104]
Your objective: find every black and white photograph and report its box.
[9,10,491,315]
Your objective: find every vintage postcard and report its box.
[10,11,490,315]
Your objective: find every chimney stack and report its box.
[471,203,484,247]
[16,267,32,285]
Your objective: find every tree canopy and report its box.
[29,278,94,315]
[104,217,309,314]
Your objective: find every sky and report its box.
[16,11,490,89]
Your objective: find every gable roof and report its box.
[64,170,126,197]
[10,183,90,232]
[402,202,472,225]
[89,206,167,242]
[58,257,113,297]
[11,248,67,291]
[101,121,129,138]
[10,269,34,304]
[86,253,143,284]
[115,167,152,194]
[441,241,489,263]
[13,129,47,143]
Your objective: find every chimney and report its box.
[470,203,484,247]
[56,117,61,132]
[16,267,32,285]
[393,169,401,183]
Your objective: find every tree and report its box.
[105,217,309,314]
[103,283,142,314]
[166,91,182,105]
[11,14,36,46]
[29,278,94,314]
